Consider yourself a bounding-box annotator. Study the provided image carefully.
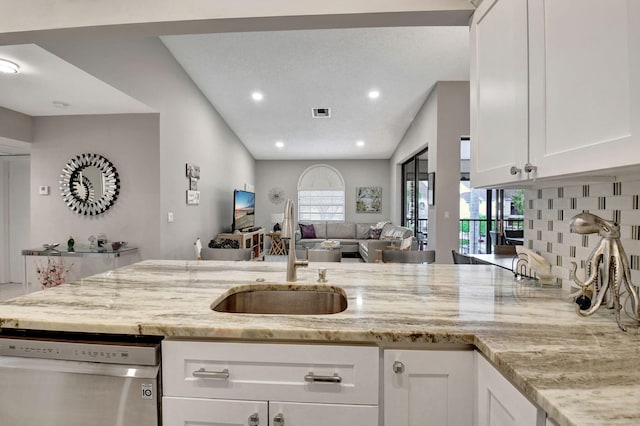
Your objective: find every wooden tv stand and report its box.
[216,228,265,261]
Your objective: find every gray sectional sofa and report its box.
[295,222,416,262]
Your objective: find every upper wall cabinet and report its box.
[471,0,640,188]
[528,0,639,178]
[471,0,530,187]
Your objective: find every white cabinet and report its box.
[384,349,474,425]
[163,397,268,426]
[163,397,377,426]
[475,353,539,426]
[267,401,378,425]
[162,341,555,426]
[471,0,530,187]
[471,0,640,187]
[546,416,559,426]
[528,0,640,178]
[162,341,378,426]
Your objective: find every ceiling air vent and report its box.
[311,107,331,118]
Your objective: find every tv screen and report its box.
[233,189,255,231]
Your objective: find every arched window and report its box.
[297,164,345,222]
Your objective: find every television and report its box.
[233,189,255,231]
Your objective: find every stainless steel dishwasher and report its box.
[0,330,162,426]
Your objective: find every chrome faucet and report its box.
[281,199,308,282]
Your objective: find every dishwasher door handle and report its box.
[192,367,230,380]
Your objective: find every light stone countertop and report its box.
[1,260,639,425]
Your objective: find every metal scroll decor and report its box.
[60,153,120,216]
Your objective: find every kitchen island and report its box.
[1,260,639,425]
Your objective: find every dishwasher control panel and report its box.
[0,337,159,365]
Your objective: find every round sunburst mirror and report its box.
[268,187,285,205]
[60,153,120,216]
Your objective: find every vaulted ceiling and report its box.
[161,27,470,160]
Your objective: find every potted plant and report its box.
[35,258,73,288]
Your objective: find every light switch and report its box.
[167,212,174,223]
[38,185,49,195]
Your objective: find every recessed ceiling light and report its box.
[275,141,284,149]
[356,140,365,147]
[0,59,20,74]
[368,90,380,99]
[251,92,264,101]
[53,101,69,108]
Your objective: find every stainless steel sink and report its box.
[211,284,347,315]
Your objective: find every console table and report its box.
[21,246,138,293]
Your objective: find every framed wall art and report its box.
[186,163,201,205]
[186,190,200,205]
[356,186,382,213]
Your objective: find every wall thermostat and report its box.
[38,185,50,195]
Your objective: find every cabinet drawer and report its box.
[162,341,379,405]
[163,396,268,426]
[270,401,378,425]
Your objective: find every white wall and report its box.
[43,37,255,259]
[0,108,32,283]
[390,87,439,224]
[0,159,8,283]
[31,114,161,259]
[0,107,32,143]
[8,157,30,283]
[0,156,30,283]
[391,81,470,263]
[433,82,470,262]
[255,160,391,231]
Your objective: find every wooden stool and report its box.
[268,233,287,255]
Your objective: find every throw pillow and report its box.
[368,227,382,240]
[299,223,317,239]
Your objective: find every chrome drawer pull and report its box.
[273,413,285,426]
[192,367,229,380]
[304,372,342,383]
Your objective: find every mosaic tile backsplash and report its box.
[525,178,640,291]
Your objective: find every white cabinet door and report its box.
[529,0,640,178]
[269,401,378,426]
[384,349,474,426]
[476,353,538,426]
[471,0,530,187]
[162,396,268,426]
[163,397,376,426]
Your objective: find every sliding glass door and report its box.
[402,149,428,247]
